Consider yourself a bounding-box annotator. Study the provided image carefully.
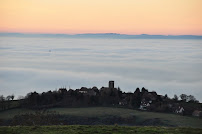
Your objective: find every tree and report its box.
[179,94,199,103]
[134,88,140,94]
[134,88,141,108]
[187,95,199,103]
[25,92,40,107]
[11,94,15,100]
[6,95,12,101]
[142,87,148,93]
[180,94,187,102]
[173,94,178,101]
[129,95,136,108]
[0,95,5,102]
[0,95,5,110]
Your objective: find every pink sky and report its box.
[1,0,202,35]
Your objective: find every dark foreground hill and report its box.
[0,125,202,134]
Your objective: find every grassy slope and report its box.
[0,107,202,128]
[0,108,33,119]
[0,126,202,134]
[49,107,202,128]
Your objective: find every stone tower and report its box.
[109,81,114,89]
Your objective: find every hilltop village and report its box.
[0,81,202,117]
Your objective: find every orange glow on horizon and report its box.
[0,0,202,35]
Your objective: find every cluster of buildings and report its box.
[75,81,202,117]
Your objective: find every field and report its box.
[49,107,202,128]
[0,107,202,128]
[0,125,202,134]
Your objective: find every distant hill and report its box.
[1,33,202,39]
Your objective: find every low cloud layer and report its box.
[0,37,202,101]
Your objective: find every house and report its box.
[139,99,152,110]
[175,106,184,114]
[119,99,127,106]
[78,87,96,96]
[78,87,88,94]
[58,88,67,93]
[192,110,202,117]
[139,91,158,111]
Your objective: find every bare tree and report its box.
[6,95,12,101]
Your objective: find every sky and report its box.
[0,0,202,35]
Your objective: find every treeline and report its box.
[1,86,200,116]
[0,94,15,110]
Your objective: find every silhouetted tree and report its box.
[142,87,148,93]
[173,94,178,101]
[187,95,199,103]
[133,88,141,108]
[11,94,14,100]
[0,95,5,102]
[6,95,12,101]
[180,94,188,102]
[0,95,6,110]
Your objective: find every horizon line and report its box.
[1,32,202,36]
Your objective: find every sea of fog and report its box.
[0,37,202,101]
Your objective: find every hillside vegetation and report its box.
[1,82,201,117]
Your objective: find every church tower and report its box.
[109,81,114,89]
